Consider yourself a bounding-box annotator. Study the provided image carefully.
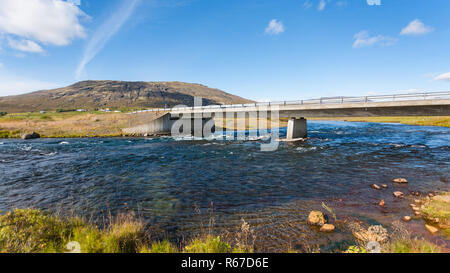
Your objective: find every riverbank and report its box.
[310,116,450,127]
[1,191,448,253]
[1,112,449,139]
[0,111,160,138]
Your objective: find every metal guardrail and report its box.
[130,91,450,114]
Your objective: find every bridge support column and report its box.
[287,118,307,140]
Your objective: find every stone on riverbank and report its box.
[320,224,335,233]
[21,132,40,140]
[392,178,408,184]
[379,200,385,207]
[352,224,388,244]
[381,184,388,189]
[402,216,412,222]
[425,224,439,235]
[307,211,326,226]
[432,195,450,203]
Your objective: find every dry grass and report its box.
[0,111,160,138]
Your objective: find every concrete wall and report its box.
[123,113,215,137]
[286,118,307,139]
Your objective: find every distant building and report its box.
[76,109,87,112]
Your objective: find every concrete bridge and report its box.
[126,91,450,140]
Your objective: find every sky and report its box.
[0,0,450,101]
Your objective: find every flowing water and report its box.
[0,121,449,251]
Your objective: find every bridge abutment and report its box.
[286,118,307,140]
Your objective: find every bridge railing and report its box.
[129,91,450,114]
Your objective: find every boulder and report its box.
[320,224,335,233]
[425,224,439,235]
[432,195,450,203]
[352,225,388,243]
[392,178,408,184]
[379,200,385,207]
[307,211,326,226]
[21,132,40,140]
[381,184,388,189]
[372,184,381,190]
[402,216,412,222]
[393,191,404,198]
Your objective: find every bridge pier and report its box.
[286,118,307,140]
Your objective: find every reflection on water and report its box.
[0,121,449,251]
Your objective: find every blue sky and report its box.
[0,0,450,101]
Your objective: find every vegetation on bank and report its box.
[311,116,450,127]
[1,111,448,139]
[0,207,447,253]
[0,209,249,253]
[0,111,162,138]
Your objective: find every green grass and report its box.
[0,208,254,253]
[0,209,146,253]
[184,236,231,253]
[384,239,441,253]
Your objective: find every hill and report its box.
[0,80,253,113]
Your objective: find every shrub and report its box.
[0,112,7,117]
[0,209,70,253]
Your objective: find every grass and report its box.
[0,111,161,138]
[0,209,146,253]
[311,116,450,127]
[420,192,450,237]
[384,238,442,253]
[0,208,257,253]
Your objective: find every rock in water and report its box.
[392,178,408,184]
[393,191,404,198]
[425,224,439,235]
[320,224,335,232]
[307,211,326,226]
[372,184,381,190]
[379,200,385,207]
[402,216,412,222]
[21,132,40,140]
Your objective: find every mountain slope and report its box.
[0,80,253,113]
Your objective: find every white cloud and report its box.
[8,38,43,53]
[76,0,141,79]
[434,72,450,82]
[0,75,59,96]
[303,1,313,9]
[353,31,397,48]
[0,0,86,53]
[265,19,285,35]
[366,0,381,6]
[400,19,433,36]
[318,0,326,11]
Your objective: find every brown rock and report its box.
[307,211,326,226]
[381,184,388,189]
[393,191,404,198]
[402,216,412,222]
[320,224,335,232]
[425,224,439,235]
[379,200,385,207]
[432,195,450,203]
[372,184,381,190]
[392,178,408,184]
[21,132,40,140]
